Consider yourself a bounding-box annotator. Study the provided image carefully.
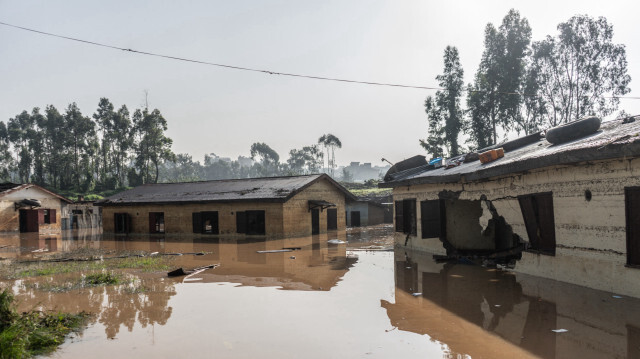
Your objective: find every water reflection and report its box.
[387,249,640,359]
[1,231,357,341]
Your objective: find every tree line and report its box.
[157,134,343,183]
[0,98,174,192]
[0,98,343,192]
[421,11,632,158]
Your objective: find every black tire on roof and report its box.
[545,116,602,145]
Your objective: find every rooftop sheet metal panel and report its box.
[97,174,326,205]
[381,118,640,187]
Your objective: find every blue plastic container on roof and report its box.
[429,158,443,168]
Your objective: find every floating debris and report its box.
[551,329,568,333]
[327,239,346,244]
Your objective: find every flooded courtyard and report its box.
[2,226,640,358]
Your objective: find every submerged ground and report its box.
[1,226,640,358]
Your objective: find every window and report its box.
[114,213,130,233]
[518,192,556,255]
[192,211,219,234]
[395,199,416,235]
[327,208,338,230]
[149,212,165,233]
[421,200,443,239]
[236,210,266,235]
[38,209,56,224]
[625,187,640,267]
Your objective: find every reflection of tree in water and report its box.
[9,274,176,339]
[98,277,175,338]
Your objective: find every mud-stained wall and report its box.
[0,187,64,233]
[390,157,640,297]
[283,178,346,236]
[101,202,284,236]
[445,199,495,251]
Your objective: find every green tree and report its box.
[420,46,464,157]
[64,103,96,189]
[0,122,13,180]
[530,15,631,126]
[7,110,36,183]
[466,10,532,146]
[93,98,116,188]
[43,105,68,189]
[132,108,175,184]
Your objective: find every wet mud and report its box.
[1,226,639,358]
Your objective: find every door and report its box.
[351,211,361,227]
[149,212,165,234]
[19,209,39,233]
[327,208,338,230]
[311,208,320,234]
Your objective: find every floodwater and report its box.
[1,226,640,358]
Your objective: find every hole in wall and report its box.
[585,190,592,202]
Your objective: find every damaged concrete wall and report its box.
[445,199,495,251]
[391,157,640,297]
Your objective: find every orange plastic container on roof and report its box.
[479,148,504,164]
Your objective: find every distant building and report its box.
[97,174,356,237]
[0,183,72,233]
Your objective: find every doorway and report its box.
[311,208,320,234]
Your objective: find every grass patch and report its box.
[0,289,90,358]
[8,256,173,280]
[84,272,120,286]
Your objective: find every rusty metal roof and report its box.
[381,117,640,187]
[97,174,356,206]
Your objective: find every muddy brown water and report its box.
[1,226,640,358]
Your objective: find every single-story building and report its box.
[0,183,73,233]
[345,196,392,227]
[96,174,356,237]
[380,117,640,297]
[62,200,102,230]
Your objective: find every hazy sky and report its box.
[1,0,639,167]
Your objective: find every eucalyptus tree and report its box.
[131,108,175,184]
[0,121,13,180]
[93,98,116,188]
[250,142,280,177]
[421,46,464,157]
[466,9,532,146]
[287,145,323,175]
[317,134,341,177]
[529,15,631,126]
[63,103,97,189]
[7,110,36,183]
[43,105,67,189]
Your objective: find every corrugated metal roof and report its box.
[97,174,356,206]
[381,117,640,187]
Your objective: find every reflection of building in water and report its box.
[383,249,640,359]
[162,234,357,291]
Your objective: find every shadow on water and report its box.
[386,249,640,359]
